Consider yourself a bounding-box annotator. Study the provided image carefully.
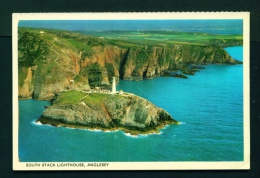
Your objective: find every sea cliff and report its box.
[18,28,242,100]
[37,90,179,135]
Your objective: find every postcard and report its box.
[13,12,250,170]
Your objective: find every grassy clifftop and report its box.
[53,90,107,105]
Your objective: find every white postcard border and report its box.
[13,12,250,170]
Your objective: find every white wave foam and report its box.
[105,129,119,133]
[88,129,102,132]
[104,130,119,133]
[124,133,138,138]
[179,122,187,125]
[64,127,77,130]
[32,120,54,128]
[33,120,42,125]
[124,131,162,138]
[140,132,162,136]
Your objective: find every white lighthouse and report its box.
[112,77,116,94]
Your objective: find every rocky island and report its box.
[18,28,242,134]
[37,89,179,135]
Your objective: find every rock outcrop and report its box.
[37,91,179,135]
[18,28,242,100]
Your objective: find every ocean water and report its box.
[18,46,243,162]
[19,20,243,35]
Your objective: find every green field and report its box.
[19,27,242,50]
[80,30,243,47]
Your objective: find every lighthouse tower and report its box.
[112,77,116,94]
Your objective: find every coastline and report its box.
[37,116,180,136]
[21,58,241,135]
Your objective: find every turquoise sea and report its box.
[18,46,243,162]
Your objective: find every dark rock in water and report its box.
[163,72,188,79]
[183,70,195,75]
[234,60,243,64]
[37,91,179,135]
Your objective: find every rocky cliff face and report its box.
[118,44,239,80]
[18,28,241,100]
[18,29,91,100]
[37,91,178,135]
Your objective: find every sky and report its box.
[18,20,243,35]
